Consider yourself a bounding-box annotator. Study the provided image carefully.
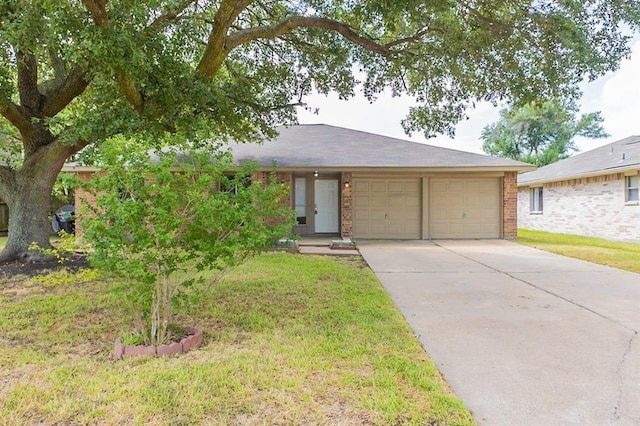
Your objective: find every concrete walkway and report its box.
[358,240,640,426]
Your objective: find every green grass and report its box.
[518,229,640,273]
[0,236,6,249]
[0,253,473,425]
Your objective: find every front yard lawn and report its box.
[0,253,472,425]
[518,229,640,274]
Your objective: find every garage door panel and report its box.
[482,208,499,219]
[371,195,387,207]
[405,181,420,192]
[370,210,386,220]
[388,195,405,207]
[354,195,370,207]
[430,178,500,239]
[465,193,481,206]
[431,181,447,192]
[371,181,387,192]
[354,210,369,220]
[405,210,420,220]
[405,195,420,207]
[449,194,465,208]
[449,181,465,192]
[388,181,404,192]
[353,178,421,239]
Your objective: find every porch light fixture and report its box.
[344,181,350,188]
[313,170,319,177]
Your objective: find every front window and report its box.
[530,187,543,212]
[627,175,639,202]
[295,177,307,224]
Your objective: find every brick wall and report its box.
[518,172,640,241]
[252,171,293,229]
[502,171,518,239]
[341,172,352,237]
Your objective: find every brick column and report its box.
[341,172,353,238]
[502,171,518,239]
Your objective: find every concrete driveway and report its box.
[358,240,640,426]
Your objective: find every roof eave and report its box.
[518,164,640,187]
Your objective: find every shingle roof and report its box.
[229,124,532,170]
[518,135,640,186]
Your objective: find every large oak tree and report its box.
[0,0,638,261]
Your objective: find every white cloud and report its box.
[574,38,640,152]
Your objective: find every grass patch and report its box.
[0,236,6,249]
[0,253,473,425]
[518,229,640,273]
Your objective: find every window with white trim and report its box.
[530,187,543,212]
[627,175,639,202]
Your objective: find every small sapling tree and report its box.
[83,139,295,347]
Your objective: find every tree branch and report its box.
[82,0,109,27]
[196,0,255,77]
[226,94,305,112]
[42,66,92,117]
[117,74,144,114]
[16,51,41,112]
[148,0,199,30]
[225,16,392,57]
[0,99,32,133]
[82,0,145,113]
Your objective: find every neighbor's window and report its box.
[295,177,307,224]
[530,187,543,212]
[627,175,639,202]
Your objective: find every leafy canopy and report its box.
[0,0,638,154]
[481,100,609,166]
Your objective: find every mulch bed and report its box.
[0,254,91,279]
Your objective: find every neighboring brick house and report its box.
[67,124,533,240]
[518,135,640,242]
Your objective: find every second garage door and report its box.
[430,178,501,239]
[353,178,421,239]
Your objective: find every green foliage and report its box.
[82,138,295,346]
[29,268,100,288]
[28,231,79,264]
[481,99,609,166]
[52,173,78,205]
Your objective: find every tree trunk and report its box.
[0,143,73,263]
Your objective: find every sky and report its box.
[297,38,640,156]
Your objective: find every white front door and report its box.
[314,179,339,233]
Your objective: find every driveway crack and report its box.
[433,242,637,334]
[612,331,638,424]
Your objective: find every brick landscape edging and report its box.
[114,326,203,360]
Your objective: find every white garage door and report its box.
[430,178,501,239]
[353,178,421,239]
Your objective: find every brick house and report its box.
[67,124,532,240]
[518,135,640,242]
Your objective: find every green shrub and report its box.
[83,138,295,346]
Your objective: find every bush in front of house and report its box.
[83,138,295,347]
